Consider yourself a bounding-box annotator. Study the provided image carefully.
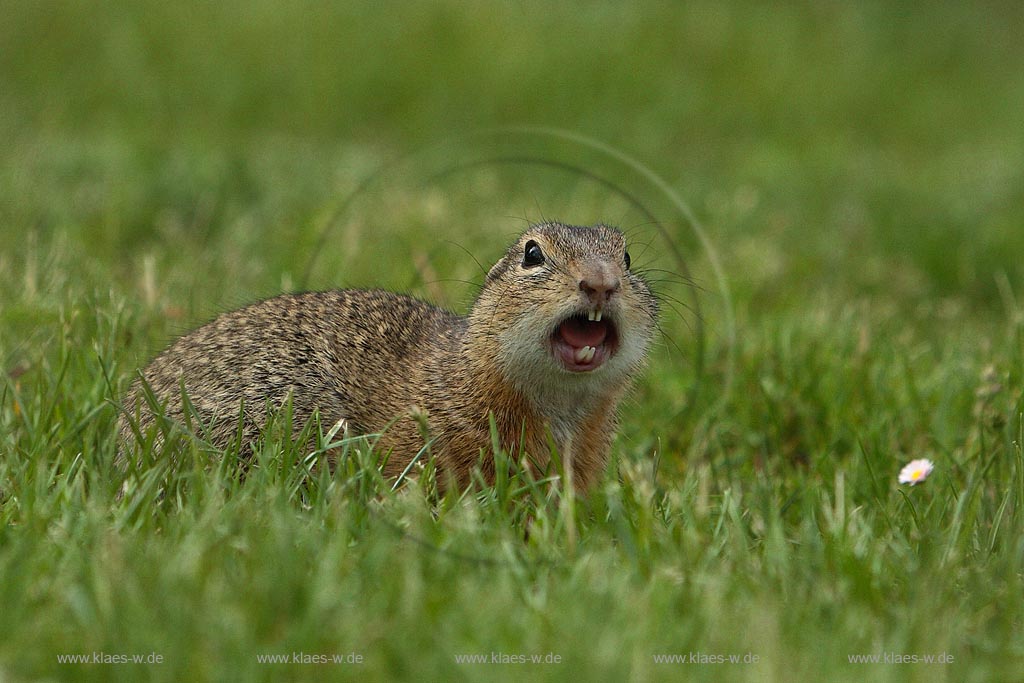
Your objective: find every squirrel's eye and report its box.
[624,250,631,270]
[522,240,545,268]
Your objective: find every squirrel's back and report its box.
[120,290,463,454]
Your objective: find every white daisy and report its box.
[898,458,934,486]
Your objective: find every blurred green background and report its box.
[2,0,1022,306]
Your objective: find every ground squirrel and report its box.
[118,222,658,492]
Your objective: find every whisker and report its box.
[442,240,488,279]
[652,322,692,364]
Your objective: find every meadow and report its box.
[1,2,1023,681]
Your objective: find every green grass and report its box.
[3,1,1024,681]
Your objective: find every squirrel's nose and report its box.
[579,264,621,305]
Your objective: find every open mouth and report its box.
[550,311,619,372]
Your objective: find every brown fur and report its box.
[118,222,658,492]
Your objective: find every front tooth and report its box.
[594,309,603,322]
[588,310,597,322]
[574,345,594,363]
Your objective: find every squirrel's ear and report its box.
[486,259,508,282]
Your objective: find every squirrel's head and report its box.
[469,222,658,399]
